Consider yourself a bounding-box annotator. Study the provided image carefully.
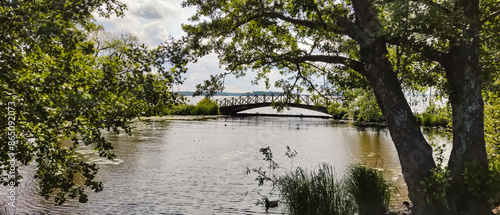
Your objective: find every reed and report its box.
[345,164,392,215]
[277,164,356,215]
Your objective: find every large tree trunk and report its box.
[359,38,451,215]
[439,1,492,214]
[351,0,492,214]
[433,0,493,214]
[443,47,493,215]
[351,1,448,214]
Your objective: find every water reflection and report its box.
[1,116,450,214]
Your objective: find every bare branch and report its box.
[296,63,328,98]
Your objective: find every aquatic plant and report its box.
[345,164,392,215]
[278,164,356,215]
[247,147,394,215]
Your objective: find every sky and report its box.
[94,0,284,93]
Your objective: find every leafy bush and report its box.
[327,102,349,120]
[345,164,392,215]
[485,91,500,206]
[414,103,451,127]
[352,91,385,123]
[169,99,220,115]
[485,91,500,161]
[191,99,220,115]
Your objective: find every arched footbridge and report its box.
[215,94,335,115]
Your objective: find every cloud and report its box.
[94,0,188,46]
[132,0,183,20]
[93,0,293,93]
[94,14,142,34]
[138,21,169,47]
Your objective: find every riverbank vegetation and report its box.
[327,89,385,124]
[327,90,451,127]
[248,147,393,215]
[413,104,450,128]
[169,99,220,115]
[142,98,220,116]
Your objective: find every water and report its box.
[1,116,450,214]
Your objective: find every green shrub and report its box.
[414,103,451,127]
[345,164,392,215]
[191,99,220,115]
[485,91,500,206]
[171,104,196,115]
[327,102,349,120]
[351,92,385,123]
[278,164,356,215]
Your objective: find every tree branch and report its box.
[419,0,452,14]
[295,54,365,74]
[296,63,328,98]
[386,36,446,63]
[481,10,500,24]
[263,12,326,29]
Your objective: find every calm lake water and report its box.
[2,114,449,214]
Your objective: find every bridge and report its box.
[215,94,334,115]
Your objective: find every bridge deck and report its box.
[215,94,335,115]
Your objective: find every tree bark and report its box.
[350,0,492,214]
[350,1,449,214]
[438,1,492,214]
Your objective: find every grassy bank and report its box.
[414,103,451,128]
[328,100,451,128]
[144,98,220,116]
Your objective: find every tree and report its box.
[168,0,500,214]
[1,0,180,205]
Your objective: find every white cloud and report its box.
[93,0,292,93]
[138,21,169,47]
[94,14,142,34]
[95,0,187,46]
[132,0,183,20]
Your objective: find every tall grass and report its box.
[345,164,392,215]
[249,147,394,214]
[275,164,392,215]
[278,164,356,215]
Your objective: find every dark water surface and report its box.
[1,116,449,214]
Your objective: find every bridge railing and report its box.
[215,94,338,108]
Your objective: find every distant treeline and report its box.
[176,91,284,96]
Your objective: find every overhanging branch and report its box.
[295,55,365,74]
[481,10,500,24]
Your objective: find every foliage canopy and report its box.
[0,0,181,205]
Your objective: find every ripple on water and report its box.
[4,117,450,214]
